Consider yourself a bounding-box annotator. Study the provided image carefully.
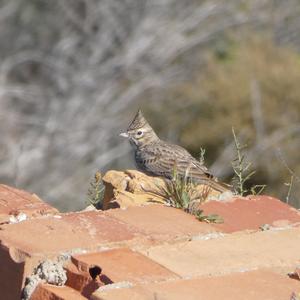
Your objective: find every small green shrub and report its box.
[87,171,104,209]
[231,127,266,196]
[148,164,223,224]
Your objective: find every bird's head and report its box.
[120,110,159,148]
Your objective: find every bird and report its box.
[120,110,229,192]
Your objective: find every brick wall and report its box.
[0,182,300,300]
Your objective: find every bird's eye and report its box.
[137,130,143,136]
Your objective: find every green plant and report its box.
[277,149,300,204]
[87,171,104,209]
[284,175,294,205]
[195,210,224,224]
[147,165,223,224]
[160,167,210,210]
[290,292,300,300]
[231,127,266,196]
[198,147,206,165]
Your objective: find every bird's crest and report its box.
[127,109,149,131]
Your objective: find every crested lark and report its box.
[120,110,229,192]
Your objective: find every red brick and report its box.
[0,244,26,300]
[0,211,141,300]
[31,283,86,300]
[0,184,57,224]
[0,211,139,254]
[141,227,300,278]
[141,228,300,277]
[200,195,300,233]
[69,248,179,287]
[91,270,300,300]
[2,183,300,300]
[106,204,219,242]
[65,261,102,298]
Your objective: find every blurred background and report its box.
[0,0,299,211]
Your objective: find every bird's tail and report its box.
[184,175,231,193]
[175,163,232,193]
[183,169,231,193]
[204,179,232,193]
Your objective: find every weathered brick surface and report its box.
[0,184,57,224]
[140,227,300,277]
[91,270,300,300]
[31,283,86,300]
[0,211,140,254]
[0,245,26,300]
[71,247,179,284]
[0,211,141,300]
[106,204,219,242]
[64,247,179,297]
[65,262,102,298]
[200,195,300,232]
[1,183,300,300]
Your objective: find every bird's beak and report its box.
[120,132,129,138]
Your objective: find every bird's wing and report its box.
[169,145,231,192]
[140,143,213,180]
[138,143,230,192]
[171,144,214,179]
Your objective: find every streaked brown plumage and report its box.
[120,110,229,192]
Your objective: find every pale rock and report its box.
[102,170,225,210]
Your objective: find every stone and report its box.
[102,170,223,210]
[22,258,67,300]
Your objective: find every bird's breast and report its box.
[134,149,144,170]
